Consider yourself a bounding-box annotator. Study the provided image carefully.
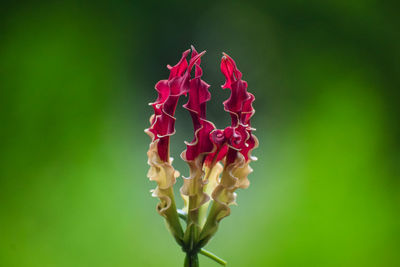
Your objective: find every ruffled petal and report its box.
[182,46,215,161]
[146,49,192,162]
[220,53,257,161]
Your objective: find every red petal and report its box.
[220,53,256,161]
[146,49,192,161]
[221,52,242,89]
[183,47,215,161]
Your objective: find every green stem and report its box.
[188,194,200,234]
[197,200,219,248]
[164,187,184,246]
[184,181,201,248]
[183,180,201,266]
[200,249,227,266]
[184,252,199,267]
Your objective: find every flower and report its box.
[145,47,258,259]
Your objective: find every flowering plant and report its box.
[145,46,258,266]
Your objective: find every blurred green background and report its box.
[1,1,399,266]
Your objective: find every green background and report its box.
[1,1,399,266]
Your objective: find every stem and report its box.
[164,187,184,246]
[200,249,227,266]
[184,180,201,248]
[183,181,201,266]
[184,252,199,267]
[197,199,219,247]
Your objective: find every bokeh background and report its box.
[1,1,399,266]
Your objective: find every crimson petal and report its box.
[220,53,257,162]
[146,49,191,162]
[182,46,215,162]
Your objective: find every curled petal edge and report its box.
[146,140,179,213]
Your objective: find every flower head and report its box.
[145,47,258,258]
